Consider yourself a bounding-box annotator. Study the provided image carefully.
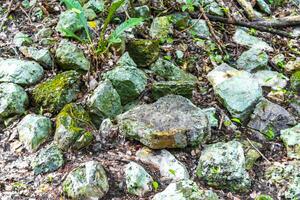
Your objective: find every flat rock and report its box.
[280,124,300,159]
[236,47,269,72]
[0,59,44,85]
[117,95,210,149]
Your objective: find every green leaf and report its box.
[60,28,84,43]
[231,118,242,124]
[152,181,159,191]
[169,169,176,175]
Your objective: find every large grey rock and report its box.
[137,147,189,181]
[196,141,251,192]
[19,47,53,68]
[236,47,269,72]
[17,114,52,152]
[55,40,90,71]
[124,162,153,196]
[117,95,210,149]
[63,161,109,199]
[0,83,28,119]
[248,98,296,136]
[280,124,300,159]
[0,59,44,85]
[251,70,288,90]
[56,10,83,37]
[152,180,219,200]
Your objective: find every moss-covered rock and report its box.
[152,81,195,99]
[63,161,109,199]
[132,5,150,18]
[54,103,94,151]
[32,70,81,113]
[241,139,263,170]
[188,19,211,38]
[127,39,160,67]
[149,16,173,41]
[291,71,300,94]
[83,0,105,13]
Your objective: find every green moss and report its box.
[32,70,81,113]
[291,71,300,93]
[152,81,195,99]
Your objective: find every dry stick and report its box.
[251,15,300,27]
[0,0,14,31]
[205,14,297,39]
[236,0,257,20]
[246,138,271,163]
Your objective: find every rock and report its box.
[171,12,190,30]
[152,180,219,200]
[280,124,300,159]
[54,103,94,151]
[152,81,195,99]
[251,70,288,90]
[188,19,210,38]
[127,39,160,67]
[56,10,83,37]
[19,47,53,68]
[31,144,64,175]
[199,0,224,16]
[0,83,28,119]
[117,52,137,67]
[233,28,273,51]
[117,95,210,149]
[285,57,300,73]
[0,59,44,85]
[103,65,147,104]
[83,0,105,13]
[132,5,151,18]
[255,194,273,200]
[124,162,153,196]
[55,40,90,71]
[241,139,263,170]
[291,71,300,93]
[256,0,271,14]
[63,161,109,199]
[136,147,189,181]
[236,47,269,72]
[87,80,122,125]
[203,107,218,128]
[271,54,285,67]
[13,32,32,47]
[32,70,81,113]
[196,141,251,192]
[83,8,97,20]
[214,75,262,121]
[17,114,52,152]
[35,27,53,40]
[150,16,173,41]
[292,26,300,37]
[248,98,296,136]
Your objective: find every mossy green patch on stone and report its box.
[291,71,300,93]
[152,80,195,99]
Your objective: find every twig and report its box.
[246,138,271,163]
[0,0,14,31]
[251,15,300,27]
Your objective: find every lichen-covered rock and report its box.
[137,147,189,181]
[196,141,251,192]
[291,71,300,93]
[54,103,94,151]
[127,39,160,67]
[56,10,83,37]
[0,59,44,85]
[19,47,53,68]
[152,180,219,200]
[117,95,210,149]
[280,124,300,159]
[63,161,109,199]
[55,40,90,71]
[103,65,147,104]
[117,52,137,67]
[251,70,288,90]
[236,47,269,72]
[17,114,52,152]
[32,70,81,113]
[198,0,224,16]
[31,144,64,175]
[188,19,211,38]
[248,98,296,136]
[13,32,32,47]
[0,83,28,119]
[150,16,173,41]
[203,107,218,128]
[124,162,153,196]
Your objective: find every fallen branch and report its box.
[251,15,300,27]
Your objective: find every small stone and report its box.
[150,16,173,41]
[31,144,64,175]
[55,40,90,71]
[127,39,160,67]
[83,8,97,20]
[117,95,210,149]
[171,12,190,30]
[124,162,153,196]
[63,161,109,199]
[285,58,300,73]
[251,70,288,90]
[291,71,300,93]
[0,59,44,85]
[136,147,189,181]
[0,83,28,119]
[56,10,83,37]
[196,141,251,192]
[236,47,269,72]
[132,5,151,18]
[17,114,52,152]
[19,47,53,68]
[203,107,218,128]
[199,0,224,16]
[32,70,81,113]
[280,124,300,159]
[13,32,32,47]
[116,52,137,67]
[188,19,211,38]
[54,103,94,151]
[35,27,53,40]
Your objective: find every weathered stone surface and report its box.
[150,16,173,41]
[56,10,83,37]
[152,180,219,200]
[0,59,44,85]
[54,103,94,151]
[196,141,251,192]
[152,81,195,99]
[0,83,28,119]
[248,98,296,136]
[124,162,153,196]
[13,32,32,47]
[19,47,53,68]
[251,70,288,90]
[55,40,90,71]
[116,52,137,67]
[137,147,189,181]
[236,47,269,72]
[63,161,109,199]
[17,114,52,152]
[103,65,147,104]
[280,124,300,159]
[32,70,81,113]
[199,0,224,16]
[203,107,218,128]
[127,39,160,67]
[188,19,211,38]
[171,12,190,30]
[31,144,64,175]
[117,95,210,149]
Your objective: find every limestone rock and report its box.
[280,124,300,159]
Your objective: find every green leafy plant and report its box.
[264,127,275,140]
[182,0,196,12]
[231,118,242,125]
[152,181,159,191]
[255,194,273,200]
